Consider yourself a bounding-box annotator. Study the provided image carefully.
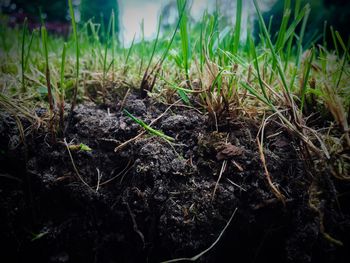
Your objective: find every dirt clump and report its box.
[1,91,349,263]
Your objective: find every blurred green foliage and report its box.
[1,0,68,21]
[1,0,119,33]
[259,0,350,46]
[80,0,119,33]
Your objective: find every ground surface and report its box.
[1,90,349,262]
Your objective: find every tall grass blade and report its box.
[253,0,291,100]
[103,11,113,90]
[68,0,80,115]
[111,9,115,81]
[59,42,67,130]
[177,0,190,82]
[300,47,314,112]
[330,26,339,56]
[249,36,269,103]
[275,0,291,52]
[232,0,242,54]
[123,34,136,73]
[41,26,56,142]
[21,18,28,92]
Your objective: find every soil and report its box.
[1,90,350,263]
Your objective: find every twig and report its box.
[231,160,244,171]
[95,168,102,192]
[119,88,130,112]
[212,134,229,201]
[114,131,146,152]
[212,160,227,202]
[226,178,246,192]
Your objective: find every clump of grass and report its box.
[0,0,349,191]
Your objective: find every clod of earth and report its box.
[1,90,349,263]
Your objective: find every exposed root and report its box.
[160,208,238,263]
[309,181,343,246]
[124,200,145,249]
[257,113,286,205]
[257,137,286,205]
[63,138,93,190]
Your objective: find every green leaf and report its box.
[79,143,92,152]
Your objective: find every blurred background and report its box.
[0,0,349,46]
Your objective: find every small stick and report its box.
[231,160,244,172]
[95,168,102,193]
[212,160,227,201]
[212,134,229,201]
[227,178,247,192]
[119,88,131,111]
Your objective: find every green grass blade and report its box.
[111,9,115,80]
[146,14,162,71]
[232,0,242,54]
[330,26,339,56]
[60,42,67,96]
[253,0,290,98]
[68,0,79,111]
[279,5,308,52]
[177,0,190,82]
[124,34,136,69]
[249,36,269,103]
[300,47,314,112]
[323,20,327,48]
[275,0,291,52]
[296,5,311,67]
[21,17,28,92]
[240,81,270,106]
[336,38,350,89]
[335,31,350,60]
[24,29,35,71]
[123,109,175,142]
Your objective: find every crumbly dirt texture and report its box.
[1,90,349,263]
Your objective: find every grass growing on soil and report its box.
[0,0,349,192]
[0,0,350,258]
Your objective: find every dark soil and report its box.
[1,90,350,263]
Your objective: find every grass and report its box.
[41,25,55,142]
[59,42,67,130]
[176,0,190,84]
[123,109,175,142]
[68,0,79,116]
[1,1,349,253]
[0,1,349,179]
